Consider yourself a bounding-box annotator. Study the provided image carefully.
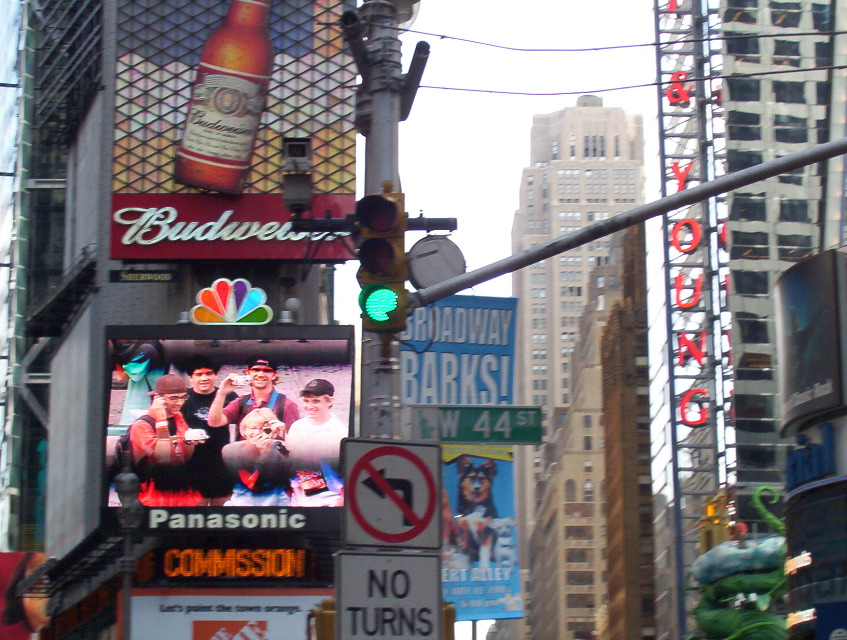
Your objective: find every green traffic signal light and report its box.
[359,284,399,322]
[355,188,409,334]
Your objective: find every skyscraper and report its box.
[511,96,645,640]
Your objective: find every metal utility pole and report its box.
[342,0,428,438]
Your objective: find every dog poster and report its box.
[441,445,523,621]
[400,295,522,621]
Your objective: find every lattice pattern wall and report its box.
[113,0,356,195]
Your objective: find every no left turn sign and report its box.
[343,439,441,549]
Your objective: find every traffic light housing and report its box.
[355,189,409,333]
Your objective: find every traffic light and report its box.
[355,188,409,333]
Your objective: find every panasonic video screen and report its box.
[104,325,353,533]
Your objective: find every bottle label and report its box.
[180,69,267,166]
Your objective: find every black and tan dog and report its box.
[450,455,498,564]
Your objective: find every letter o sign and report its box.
[671,218,701,253]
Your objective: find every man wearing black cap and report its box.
[129,373,202,506]
[181,355,238,506]
[285,378,347,506]
[206,357,300,440]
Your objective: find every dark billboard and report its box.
[105,325,353,532]
[775,250,843,433]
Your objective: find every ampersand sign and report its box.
[665,71,692,107]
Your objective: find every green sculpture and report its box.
[689,487,787,640]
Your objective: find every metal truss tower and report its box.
[651,0,735,636]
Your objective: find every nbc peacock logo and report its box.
[190,278,273,325]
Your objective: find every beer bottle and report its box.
[174,0,273,195]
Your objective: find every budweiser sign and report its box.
[110,193,354,261]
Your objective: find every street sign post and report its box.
[336,551,442,640]
[343,439,441,549]
[407,405,543,444]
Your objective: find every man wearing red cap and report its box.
[129,374,202,506]
[206,358,300,440]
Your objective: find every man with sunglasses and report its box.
[206,357,300,440]
[128,374,202,506]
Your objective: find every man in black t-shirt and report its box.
[181,356,237,505]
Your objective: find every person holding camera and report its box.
[221,408,293,506]
[128,374,203,506]
[206,357,300,440]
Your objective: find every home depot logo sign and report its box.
[194,621,267,640]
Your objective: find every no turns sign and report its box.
[336,551,442,640]
[343,439,441,549]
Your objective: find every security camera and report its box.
[282,138,313,214]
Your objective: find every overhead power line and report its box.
[322,19,847,53]
[399,26,847,53]
[418,63,847,97]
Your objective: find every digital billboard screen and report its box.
[104,325,353,532]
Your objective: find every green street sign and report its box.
[408,405,543,444]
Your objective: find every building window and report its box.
[738,445,777,469]
[566,479,576,501]
[816,41,832,68]
[773,39,801,66]
[566,571,594,586]
[779,199,809,222]
[733,270,768,295]
[737,352,773,380]
[726,32,760,62]
[727,150,763,172]
[731,231,769,260]
[727,111,761,141]
[778,164,804,185]
[584,436,592,450]
[730,193,766,221]
[567,594,595,609]
[584,460,593,473]
[770,1,801,27]
[778,234,813,262]
[724,0,757,23]
[735,394,774,419]
[726,77,760,101]
[773,81,805,103]
[567,548,593,563]
[551,140,558,160]
[737,312,769,343]
[565,526,593,541]
[812,3,831,31]
[774,114,808,143]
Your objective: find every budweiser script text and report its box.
[113,207,350,245]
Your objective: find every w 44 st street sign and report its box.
[407,405,542,444]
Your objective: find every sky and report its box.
[334,0,662,324]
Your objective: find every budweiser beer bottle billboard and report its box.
[174,0,273,195]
